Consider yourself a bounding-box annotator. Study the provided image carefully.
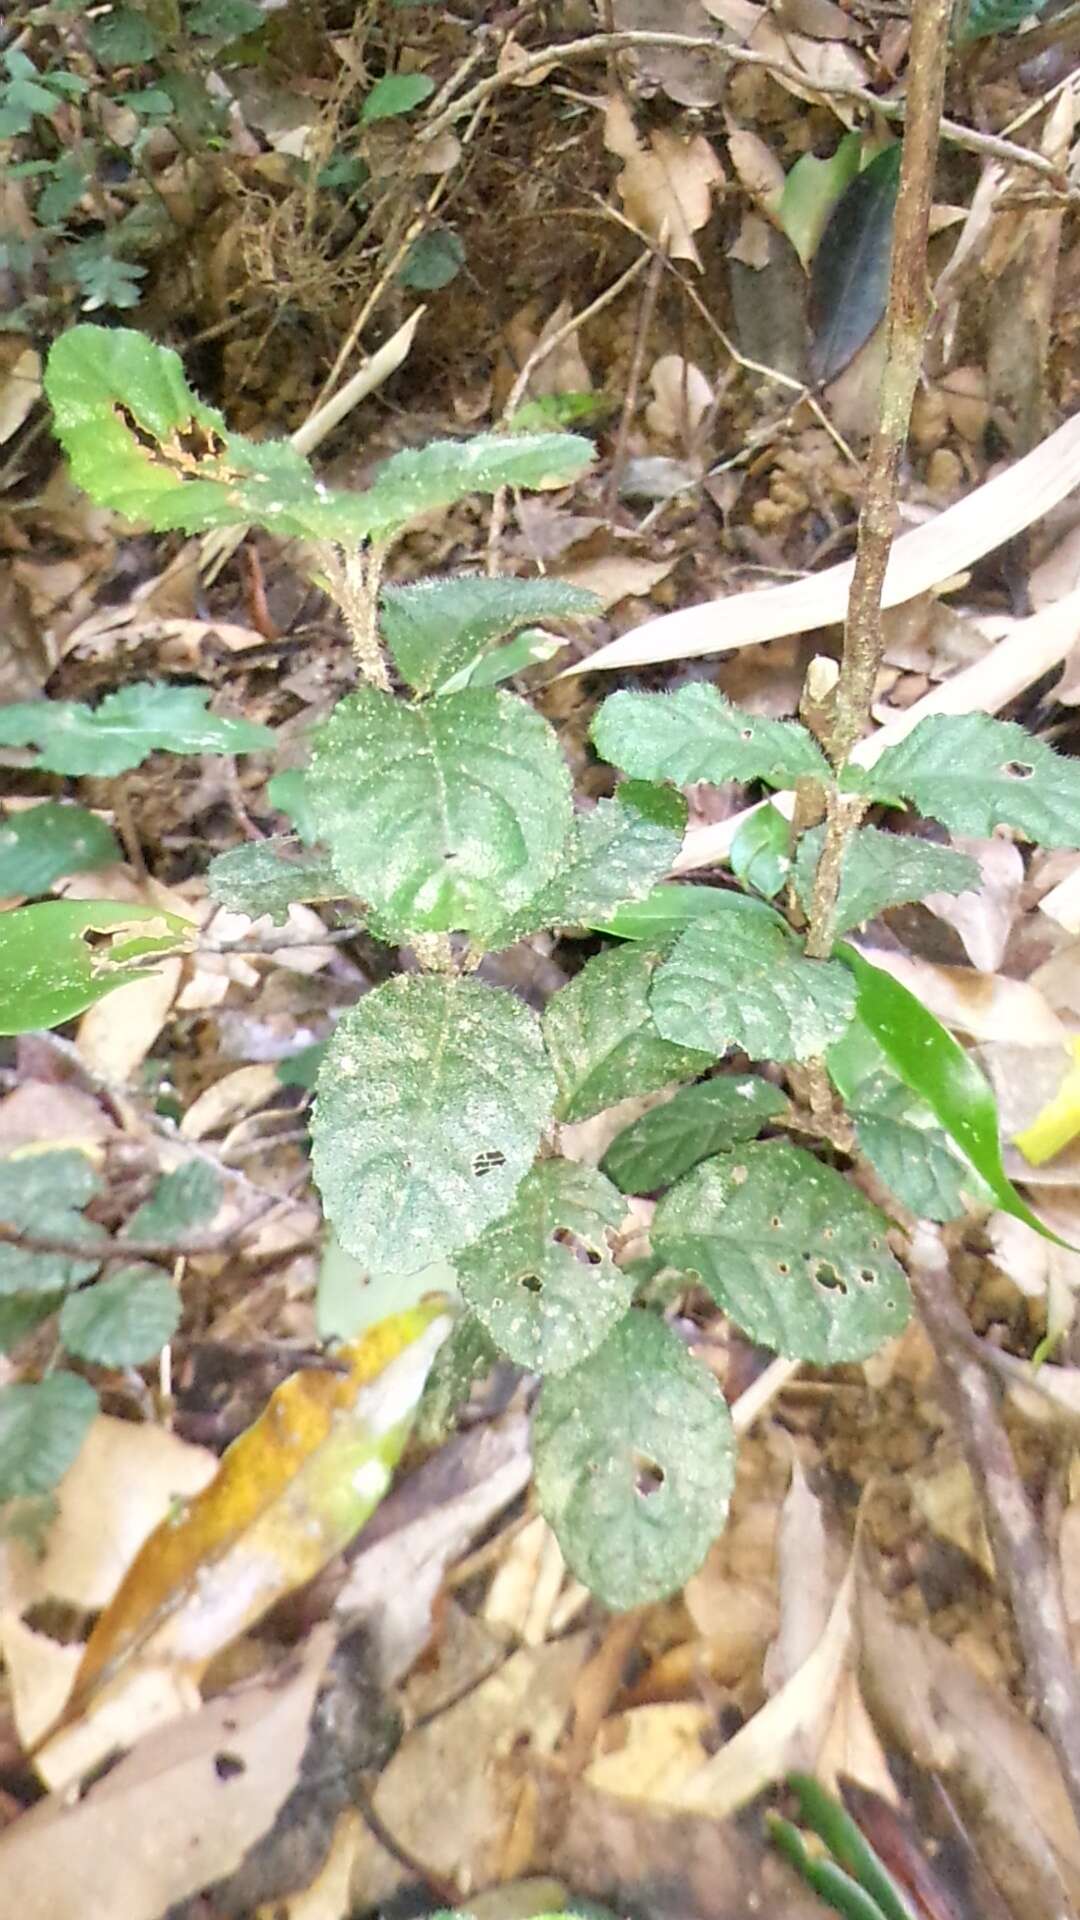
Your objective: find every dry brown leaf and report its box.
[729,211,774,269]
[612,0,727,106]
[604,96,724,268]
[725,126,785,206]
[76,957,183,1082]
[0,1630,334,1920]
[556,551,677,609]
[483,1512,567,1645]
[645,356,714,447]
[585,1702,711,1800]
[0,343,42,447]
[762,1454,829,1694]
[924,835,1024,972]
[911,1460,995,1578]
[180,1063,282,1140]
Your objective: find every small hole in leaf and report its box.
[812,1260,846,1293]
[776,1261,790,1277]
[520,1272,543,1294]
[214,1752,245,1781]
[553,1227,601,1266]
[769,1214,782,1230]
[473,1148,506,1177]
[1002,760,1034,779]
[632,1452,665,1497]
[858,1267,877,1285]
[739,726,754,741]
[821,1225,835,1242]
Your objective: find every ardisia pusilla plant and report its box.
[17,321,1080,1607]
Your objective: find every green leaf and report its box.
[0,683,274,776]
[590,880,783,942]
[452,626,566,691]
[601,1074,787,1194]
[834,945,1069,1246]
[185,0,265,36]
[360,71,435,122]
[843,714,1080,848]
[59,1266,180,1365]
[267,768,319,844]
[493,784,686,946]
[786,1773,919,1920]
[542,945,715,1124]
[124,1160,223,1239]
[778,133,861,269]
[315,1236,457,1343]
[729,801,791,899]
[0,1295,65,1355]
[794,825,980,937]
[306,687,572,941]
[593,682,829,790]
[0,1149,100,1232]
[653,1141,910,1362]
[342,432,594,543]
[769,1817,892,1920]
[312,976,555,1273]
[0,803,119,898]
[809,144,901,384]
[398,228,465,290]
[533,1309,735,1609]
[379,574,599,697]
[68,248,146,313]
[86,6,162,64]
[416,1311,498,1448]
[0,900,190,1035]
[852,1081,982,1223]
[0,1373,98,1500]
[276,1040,326,1090]
[956,0,1047,38]
[206,839,344,926]
[455,1160,630,1374]
[652,917,856,1063]
[37,152,91,227]
[0,1243,100,1296]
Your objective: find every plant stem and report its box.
[804,0,953,960]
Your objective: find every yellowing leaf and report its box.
[604,96,724,268]
[46,1305,451,1745]
[1016,1038,1080,1165]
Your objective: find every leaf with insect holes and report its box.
[312,976,555,1274]
[455,1160,630,1374]
[305,687,572,942]
[45,326,593,543]
[542,944,716,1124]
[0,1373,98,1500]
[593,682,829,790]
[653,1141,910,1362]
[0,900,191,1035]
[492,783,687,946]
[652,915,855,1063]
[0,684,274,777]
[0,803,120,896]
[843,714,1080,848]
[601,1074,787,1194]
[794,825,980,937]
[533,1309,735,1610]
[206,839,345,926]
[60,1266,181,1366]
[379,574,600,697]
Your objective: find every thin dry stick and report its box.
[805,0,954,961]
[908,1226,1080,1832]
[603,239,665,517]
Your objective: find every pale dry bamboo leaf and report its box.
[566,419,1080,675]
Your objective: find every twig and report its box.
[907,1225,1080,1833]
[603,240,665,518]
[805,0,953,960]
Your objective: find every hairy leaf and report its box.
[542,945,715,1123]
[654,1141,910,1361]
[601,1074,787,1194]
[0,683,274,776]
[0,803,119,896]
[843,713,1080,848]
[312,976,555,1273]
[380,573,599,696]
[494,784,686,945]
[533,1310,735,1609]
[124,1161,224,1240]
[455,1160,629,1373]
[652,916,855,1062]
[0,1373,98,1500]
[794,825,980,937]
[591,880,783,942]
[306,687,572,941]
[593,682,829,789]
[206,838,344,926]
[60,1266,180,1365]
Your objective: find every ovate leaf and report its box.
[312,976,555,1273]
[0,683,274,776]
[652,916,855,1062]
[809,143,901,384]
[206,838,344,926]
[361,71,435,122]
[379,574,599,697]
[0,1148,100,1233]
[835,944,1069,1246]
[494,784,687,946]
[601,1074,787,1194]
[794,825,980,937]
[653,1141,910,1361]
[843,713,1080,848]
[398,227,466,291]
[455,1160,630,1374]
[59,1266,180,1365]
[542,945,715,1123]
[0,900,190,1034]
[593,682,829,789]
[852,1078,983,1223]
[306,687,571,941]
[778,132,861,269]
[0,803,120,896]
[729,801,791,899]
[533,1309,735,1610]
[591,880,783,942]
[344,432,594,543]
[124,1160,223,1239]
[0,1374,98,1501]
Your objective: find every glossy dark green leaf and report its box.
[0,804,119,896]
[809,144,901,383]
[835,944,1071,1246]
[956,0,1047,39]
[787,1774,919,1920]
